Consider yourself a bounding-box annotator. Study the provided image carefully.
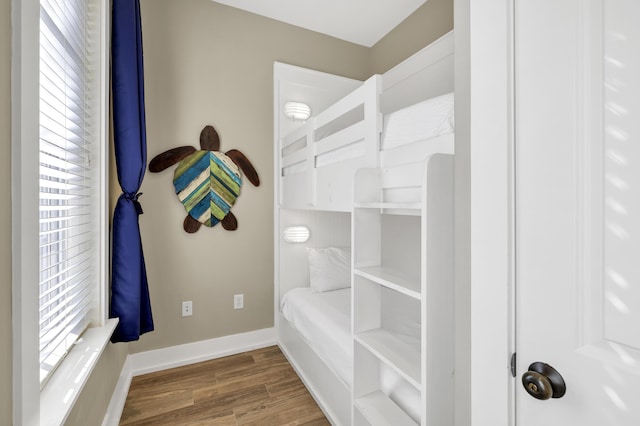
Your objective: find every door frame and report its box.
[454,0,516,425]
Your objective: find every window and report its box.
[38,0,102,385]
[12,0,110,423]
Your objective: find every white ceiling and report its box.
[212,0,429,47]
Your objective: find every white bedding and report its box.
[381,91,454,150]
[313,92,454,168]
[281,287,352,387]
[281,287,421,422]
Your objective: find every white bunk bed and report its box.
[274,31,455,426]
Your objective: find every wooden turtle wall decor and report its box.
[149,125,260,233]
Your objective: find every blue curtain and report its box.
[110,0,154,343]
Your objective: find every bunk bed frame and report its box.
[274,31,454,425]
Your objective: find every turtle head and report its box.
[200,125,220,151]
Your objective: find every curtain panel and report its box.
[110,0,154,343]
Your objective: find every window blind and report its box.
[39,0,100,385]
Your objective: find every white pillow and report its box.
[307,247,351,293]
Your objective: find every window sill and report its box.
[40,318,118,426]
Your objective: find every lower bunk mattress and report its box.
[280,287,421,422]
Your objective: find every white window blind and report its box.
[39,0,101,385]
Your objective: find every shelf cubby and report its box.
[355,329,421,388]
[354,266,421,299]
[355,391,418,426]
[351,154,454,425]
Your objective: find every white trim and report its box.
[455,0,515,425]
[128,327,277,376]
[102,327,277,426]
[98,0,111,325]
[12,0,111,424]
[41,319,118,426]
[12,0,44,424]
[273,62,281,333]
[382,30,454,90]
[101,356,133,426]
[469,1,514,426]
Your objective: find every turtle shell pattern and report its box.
[172,150,242,227]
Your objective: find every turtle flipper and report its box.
[226,149,260,186]
[200,125,220,151]
[221,212,238,231]
[183,215,202,233]
[149,146,197,172]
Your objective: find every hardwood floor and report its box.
[120,346,330,425]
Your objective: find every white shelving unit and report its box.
[351,154,455,425]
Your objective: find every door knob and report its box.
[521,362,566,400]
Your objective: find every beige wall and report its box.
[454,0,471,424]
[130,0,370,353]
[370,0,454,75]
[2,0,451,422]
[1,0,12,423]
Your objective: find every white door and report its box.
[516,0,640,424]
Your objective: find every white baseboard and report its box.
[101,356,133,426]
[128,327,277,376]
[102,327,277,426]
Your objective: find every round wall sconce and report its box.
[283,225,310,243]
[284,102,311,120]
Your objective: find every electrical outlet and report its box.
[182,301,193,317]
[234,294,244,310]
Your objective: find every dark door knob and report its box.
[521,362,566,400]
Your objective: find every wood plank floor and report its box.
[119,346,330,425]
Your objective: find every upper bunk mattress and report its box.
[314,92,455,169]
[381,92,454,150]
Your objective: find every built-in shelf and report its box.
[355,329,421,388]
[355,391,418,426]
[352,156,454,425]
[354,266,421,299]
[354,202,422,210]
